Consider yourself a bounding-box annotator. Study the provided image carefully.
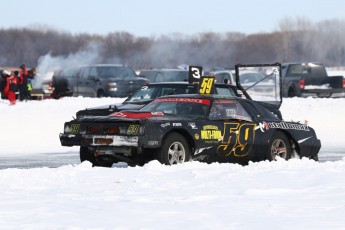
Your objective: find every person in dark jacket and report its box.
[51,70,71,99]
[0,70,7,99]
[18,64,31,101]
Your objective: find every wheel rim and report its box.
[271,139,287,160]
[168,142,186,164]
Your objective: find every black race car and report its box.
[76,81,248,118]
[75,63,283,119]
[60,93,321,167]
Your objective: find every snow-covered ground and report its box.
[0,96,345,229]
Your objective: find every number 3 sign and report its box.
[188,66,202,83]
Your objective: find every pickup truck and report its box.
[282,62,345,97]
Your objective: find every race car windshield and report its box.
[125,86,156,103]
[125,85,196,103]
[141,98,210,117]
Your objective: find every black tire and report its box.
[80,147,95,163]
[310,154,319,162]
[97,90,106,98]
[288,87,296,97]
[268,131,292,161]
[157,132,190,165]
[80,147,113,167]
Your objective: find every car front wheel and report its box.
[80,147,113,167]
[157,132,190,165]
[268,131,292,161]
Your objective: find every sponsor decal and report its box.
[201,125,222,140]
[204,125,218,130]
[195,133,200,140]
[188,122,198,129]
[257,121,270,132]
[298,136,312,144]
[161,123,171,128]
[258,121,309,132]
[148,141,159,146]
[173,123,182,127]
[70,124,80,135]
[154,98,211,105]
[225,108,236,117]
[111,112,164,118]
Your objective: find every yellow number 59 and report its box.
[199,77,215,94]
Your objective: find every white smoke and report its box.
[33,42,103,88]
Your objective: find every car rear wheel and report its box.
[97,90,105,98]
[288,87,296,97]
[268,131,292,161]
[80,147,113,167]
[157,132,190,165]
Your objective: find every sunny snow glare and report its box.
[0,96,345,229]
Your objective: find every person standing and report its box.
[27,68,36,95]
[18,64,30,101]
[0,70,8,99]
[3,70,18,105]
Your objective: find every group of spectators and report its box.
[0,64,36,105]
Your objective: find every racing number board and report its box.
[188,65,215,95]
[188,66,202,83]
[198,76,215,95]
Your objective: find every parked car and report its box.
[138,68,189,82]
[60,93,320,167]
[208,69,235,84]
[52,64,149,98]
[282,62,345,97]
[239,70,277,98]
[50,68,77,99]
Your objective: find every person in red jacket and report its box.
[3,70,18,105]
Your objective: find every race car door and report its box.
[235,63,282,109]
[204,98,257,164]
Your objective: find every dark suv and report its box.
[52,64,149,98]
[138,68,189,82]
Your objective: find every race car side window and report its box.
[209,99,252,122]
[214,87,237,97]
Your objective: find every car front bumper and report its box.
[59,133,139,147]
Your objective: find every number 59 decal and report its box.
[217,122,256,157]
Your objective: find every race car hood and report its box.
[77,110,197,124]
[76,103,146,118]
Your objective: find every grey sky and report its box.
[1,0,344,36]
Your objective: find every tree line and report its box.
[1,17,345,72]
